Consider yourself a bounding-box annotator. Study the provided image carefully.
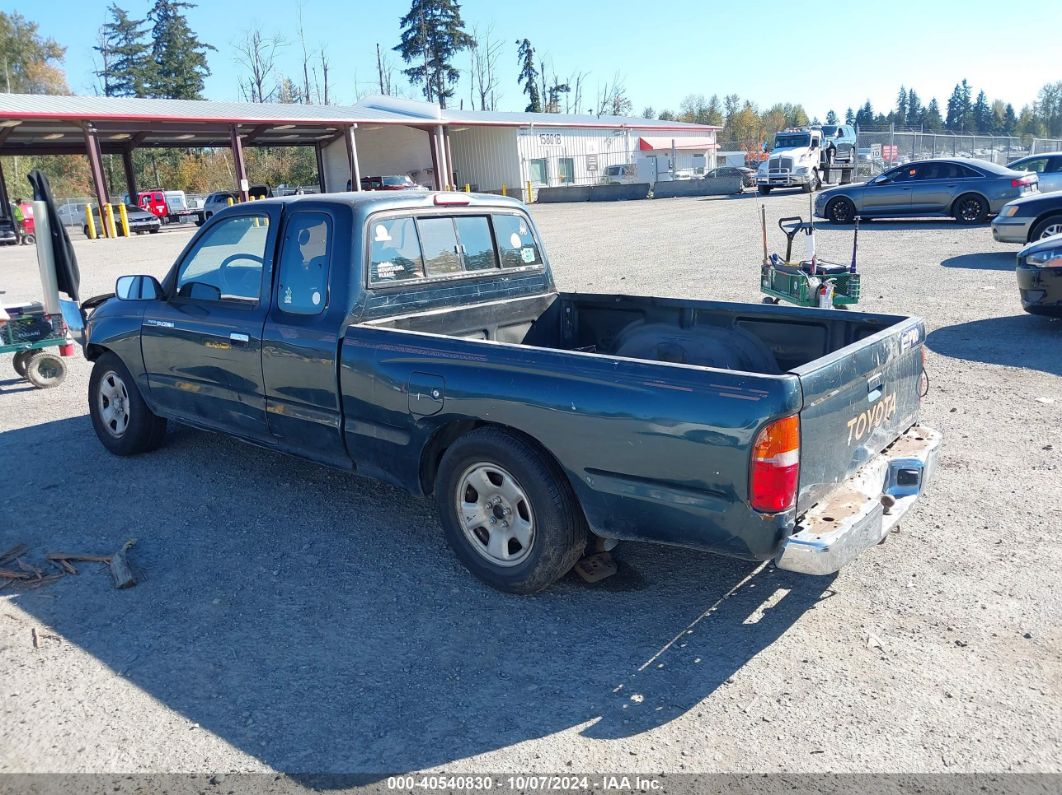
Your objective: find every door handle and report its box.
[867,374,884,402]
[229,332,250,344]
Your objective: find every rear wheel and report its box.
[24,351,66,388]
[757,186,771,195]
[954,193,989,224]
[89,352,167,455]
[826,196,857,224]
[12,350,34,377]
[434,427,587,593]
[1029,214,1062,242]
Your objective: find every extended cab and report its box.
[82,193,941,592]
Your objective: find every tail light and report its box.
[750,415,800,513]
[1011,175,1036,188]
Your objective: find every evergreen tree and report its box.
[844,107,854,125]
[906,88,922,127]
[641,106,655,120]
[854,100,874,128]
[146,0,213,99]
[95,4,151,97]
[515,38,540,112]
[972,90,991,133]
[394,0,474,108]
[945,79,972,131]
[657,109,675,121]
[923,98,944,131]
[895,86,907,127]
[825,109,838,125]
[1002,103,1017,135]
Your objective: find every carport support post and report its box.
[83,123,111,237]
[314,142,326,193]
[345,125,361,191]
[443,127,455,191]
[433,125,450,190]
[230,126,249,202]
[121,148,137,204]
[0,158,10,219]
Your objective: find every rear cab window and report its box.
[367,211,542,287]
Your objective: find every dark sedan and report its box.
[992,190,1062,244]
[815,158,1038,224]
[84,204,162,237]
[705,166,756,188]
[1016,233,1062,317]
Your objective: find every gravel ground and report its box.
[0,194,1059,778]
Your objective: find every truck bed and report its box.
[343,292,926,558]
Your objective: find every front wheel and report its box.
[434,427,587,593]
[1029,214,1062,242]
[12,350,33,377]
[757,185,771,195]
[89,352,167,455]
[826,196,857,224]
[954,194,989,224]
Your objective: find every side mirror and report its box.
[115,274,163,301]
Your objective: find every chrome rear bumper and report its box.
[775,425,942,576]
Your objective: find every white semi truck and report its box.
[756,126,857,194]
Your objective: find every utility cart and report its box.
[759,205,862,309]
[1,302,72,388]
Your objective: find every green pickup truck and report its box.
[81,191,941,592]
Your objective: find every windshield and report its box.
[821,125,838,136]
[382,175,412,186]
[774,133,811,149]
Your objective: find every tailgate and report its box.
[793,316,925,513]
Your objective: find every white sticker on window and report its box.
[520,246,536,263]
[376,261,398,278]
[509,232,521,248]
[312,291,321,306]
[518,222,529,235]
[374,225,392,242]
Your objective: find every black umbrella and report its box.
[27,169,80,302]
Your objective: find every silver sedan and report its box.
[814,158,1038,224]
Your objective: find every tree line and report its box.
[3,2,1062,200]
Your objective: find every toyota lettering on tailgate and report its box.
[847,392,897,445]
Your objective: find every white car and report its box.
[1008,153,1062,193]
[57,202,89,227]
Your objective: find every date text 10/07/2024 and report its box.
[385,775,663,792]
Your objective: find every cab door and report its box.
[140,208,279,440]
[261,204,352,466]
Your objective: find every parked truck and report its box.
[757,126,857,194]
[79,192,941,593]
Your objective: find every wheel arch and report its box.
[85,342,111,362]
[1027,210,1062,242]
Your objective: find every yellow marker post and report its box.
[118,203,130,237]
[84,205,97,240]
[104,203,118,239]
[501,184,507,197]
[227,196,234,207]
[464,183,470,193]
[526,181,533,203]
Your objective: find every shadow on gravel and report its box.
[927,314,1062,376]
[824,218,984,231]
[940,252,1015,271]
[2,417,834,782]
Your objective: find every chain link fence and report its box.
[1030,138,1062,154]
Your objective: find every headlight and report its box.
[795,166,809,175]
[1001,205,1020,217]
[1026,248,1062,267]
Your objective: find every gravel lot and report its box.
[0,194,1059,779]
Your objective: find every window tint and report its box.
[176,215,268,304]
[455,216,498,271]
[277,212,331,315]
[1016,157,1048,174]
[886,165,917,183]
[418,217,463,276]
[369,217,424,283]
[493,214,542,268]
[958,164,983,178]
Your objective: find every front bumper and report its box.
[1017,263,1062,315]
[757,173,811,188]
[992,217,1032,244]
[775,424,942,575]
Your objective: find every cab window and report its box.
[493,214,542,268]
[277,212,331,315]
[369,217,424,283]
[175,215,269,304]
[1016,157,1048,174]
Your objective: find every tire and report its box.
[149,228,160,234]
[83,225,90,238]
[826,196,857,224]
[12,350,33,377]
[89,352,167,455]
[24,351,66,389]
[953,193,989,224]
[1029,214,1062,242]
[757,186,771,195]
[802,172,821,193]
[434,427,587,594]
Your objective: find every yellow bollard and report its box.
[118,203,130,237]
[84,205,97,240]
[501,184,507,197]
[526,181,533,203]
[227,196,234,207]
[104,203,118,239]
[464,183,470,193]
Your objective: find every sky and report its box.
[15,0,1062,121]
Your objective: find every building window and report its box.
[529,158,548,185]
[557,157,575,184]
